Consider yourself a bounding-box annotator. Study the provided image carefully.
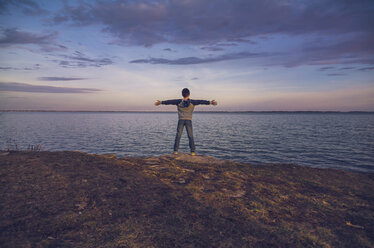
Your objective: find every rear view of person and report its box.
[155,88,217,155]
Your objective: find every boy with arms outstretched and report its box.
[155,88,217,155]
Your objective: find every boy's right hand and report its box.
[154,100,161,106]
[211,100,217,105]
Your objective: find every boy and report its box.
[155,88,217,155]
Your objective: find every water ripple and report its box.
[0,112,373,172]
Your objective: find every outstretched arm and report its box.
[154,99,182,106]
[191,99,218,106]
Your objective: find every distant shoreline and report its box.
[1,110,373,114]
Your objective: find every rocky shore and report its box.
[1,151,373,247]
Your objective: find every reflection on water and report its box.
[0,112,373,172]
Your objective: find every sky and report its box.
[0,0,373,111]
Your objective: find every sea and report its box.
[0,112,373,172]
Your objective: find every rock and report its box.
[102,153,116,159]
[145,161,159,165]
[173,153,224,164]
[222,189,246,198]
[201,174,211,179]
[75,202,87,210]
[229,190,246,198]
[149,165,168,171]
[177,178,186,184]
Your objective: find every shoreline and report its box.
[2,149,372,174]
[1,151,373,247]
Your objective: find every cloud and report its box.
[201,46,225,52]
[130,52,267,65]
[318,66,335,71]
[0,28,54,45]
[0,0,48,15]
[38,77,87,81]
[0,64,40,70]
[0,28,65,51]
[327,73,346,76]
[358,66,374,71]
[0,82,101,93]
[48,0,374,68]
[264,32,374,68]
[51,0,374,46]
[51,51,113,68]
[228,38,256,45]
[0,66,13,70]
[303,32,374,64]
[339,67,355,70]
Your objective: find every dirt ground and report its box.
[1,151,373,247]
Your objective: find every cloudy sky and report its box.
[0,0,373,111]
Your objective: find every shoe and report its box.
[173,151,178,155]
[191,152,196,156]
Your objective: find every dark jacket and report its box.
[161,99,210,120]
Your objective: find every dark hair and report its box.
[182,88,190,97]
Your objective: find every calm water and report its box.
[0,112,373,172]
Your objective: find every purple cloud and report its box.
[0,28,65,52]
[38,77,87,81]
[0,0,48,15]
[318,66,335,71]
[358,66,374,71]
[51,0,374,46]
[50,51,113,68]
[0,28,54,45]
[0,67,13,70]
[130,52,267,65]
[163,48,174,52]
[201,46,225,52]
[228,38,256,45]
[327,73,346,76]
[48,0,374,68]
[0,82,101,93]
[0,64,40,70]
[268,32,374,68]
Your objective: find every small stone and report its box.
[145,161,159,165]
[230,190,246,198]
[202,174,211,179]
[150,166,168,171]
[75,202,87,210]
[103,153,116,159]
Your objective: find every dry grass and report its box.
[0,151,373,247]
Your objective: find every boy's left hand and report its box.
[211,100,217,105]
[155,100,161,106]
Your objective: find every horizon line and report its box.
[1,110,373,113]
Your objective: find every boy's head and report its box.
[182,88,190,98]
